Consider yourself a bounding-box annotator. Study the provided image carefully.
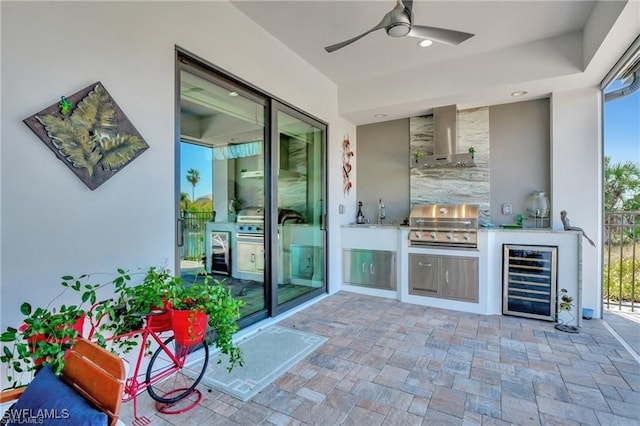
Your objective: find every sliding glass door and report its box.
[178,60,268,322]
[176,52,326,326]
[271,102,326,313]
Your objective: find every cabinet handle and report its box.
[362,263,366,273]
[445,270,449,285]
[370,263,375,274]
[418,262,432,267]
[251,253,255,263]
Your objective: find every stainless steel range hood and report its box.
[422,105,476,168]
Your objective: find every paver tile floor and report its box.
[121,292,640,425]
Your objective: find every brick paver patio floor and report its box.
[121,291,639,425]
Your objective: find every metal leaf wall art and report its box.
[24,82,149,190]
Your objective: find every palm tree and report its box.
[604,157,640,211]
[186,169,200,204]
[180,192,189,212]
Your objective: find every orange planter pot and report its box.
[170,309,207,346]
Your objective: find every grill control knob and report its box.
[446,232,454,240]
[430,232,437,239]
[414,231,421,239]
[238,225,244,231]
[463,233,470,240]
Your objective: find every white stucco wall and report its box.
[550,88,603,318]
[0,1,355,342]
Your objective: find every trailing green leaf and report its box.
[20,303,32,316]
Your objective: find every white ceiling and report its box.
[231,0,640,125]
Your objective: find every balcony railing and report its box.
[604,210,639,311]
[180,211,215,262]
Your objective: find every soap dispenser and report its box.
[378,199,386,224]
[356,201,365,224]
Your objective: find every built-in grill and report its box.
[409,204,479,249]
[236,207,264,235]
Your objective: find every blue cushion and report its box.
[7,365,107,426]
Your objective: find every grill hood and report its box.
[422,105,476,168]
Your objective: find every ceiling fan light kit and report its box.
[324,0,474,53]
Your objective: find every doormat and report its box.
[197,325,327,401]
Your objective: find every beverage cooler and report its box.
[205,230,231,275]
[503,244,557,321]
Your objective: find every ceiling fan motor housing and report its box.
[386,22,411,37]
[386,2,412,37]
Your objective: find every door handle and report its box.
[177,219,184,247]
[370,263,375,275]
[251,253,255,263]
[418,262,432,267]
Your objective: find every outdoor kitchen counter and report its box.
[341,225,582,321]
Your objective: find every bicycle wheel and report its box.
[146,336,209,403]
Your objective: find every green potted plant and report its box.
[167,276,244,370]
[0,273,118,389]
[111,266,177,335]
[1,266,245,390]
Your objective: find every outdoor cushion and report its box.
[7,365,107,426]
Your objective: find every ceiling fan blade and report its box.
[325,13,392,53]
[408,25,474,46]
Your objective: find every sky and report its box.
[604,82,640,166]
[181,143,213,201]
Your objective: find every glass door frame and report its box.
[175,48,328,326]
[175,52,271,328]
[269,100,328,317]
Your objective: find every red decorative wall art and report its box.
[342,135,354,195]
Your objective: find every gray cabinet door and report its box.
[344,249,373,285]
[440,256,478,301]
[409,254,440,296]
[370,250,396,289]
[343,249,396,289]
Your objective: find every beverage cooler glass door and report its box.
[503,244,558,321]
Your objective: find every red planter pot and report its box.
[21,315,85,365]
[147,300,173,332]
[170,308,207,346]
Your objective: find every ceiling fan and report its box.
[324,0,474,53]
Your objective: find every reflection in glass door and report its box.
[273,103,326,311]
[177,52,327,326]
[178,62,267,321]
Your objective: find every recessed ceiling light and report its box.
[418,39,433,47]
[374,113,387,118]
[511,90,528,97]
[229,91,239,97]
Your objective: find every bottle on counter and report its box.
[356,201,365,224]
